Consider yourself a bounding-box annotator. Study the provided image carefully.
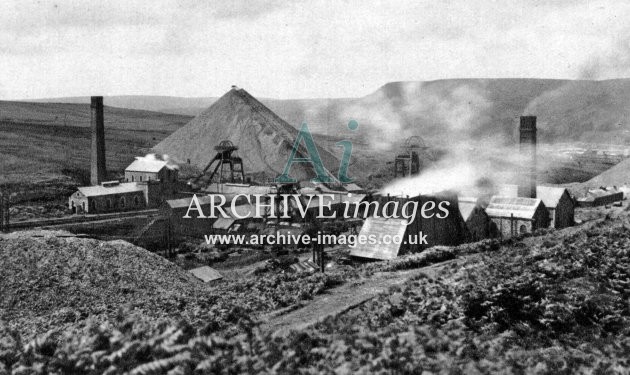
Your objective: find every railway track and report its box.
[8,209,161,230]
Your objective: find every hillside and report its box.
[3,210,630,373]
[584,157,630,187]
[14,78,630,187]
[29,79,630,148]
[0,230,201,335]
[0,101,192,184]
[26,95,217,116]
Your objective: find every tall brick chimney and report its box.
[90,96,106,185]
[518,116,537,198]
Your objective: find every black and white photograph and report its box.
[2,1,630,373]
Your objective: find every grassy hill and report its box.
[583,157,630,187]
[14,78,630,188]
[0,101,192,185]
[28,79,630,147]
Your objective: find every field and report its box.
[2,204,630,373]
[0,101,192,185]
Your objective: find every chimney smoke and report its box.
[90,96,106,185]
[518,116,537,199]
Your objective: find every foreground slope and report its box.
[2,211,630,373]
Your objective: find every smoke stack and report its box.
[518,116,537,198]
[90,96,106,185]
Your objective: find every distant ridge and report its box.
[153,87,339,181]
[26,78,630,145]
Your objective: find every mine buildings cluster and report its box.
[67,88,625,262]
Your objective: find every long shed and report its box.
[350,191,468,259]
[486,196,550,237]
[577,187,623,207]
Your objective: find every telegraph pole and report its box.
[0,192,9,233]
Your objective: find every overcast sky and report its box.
[2,0,630,99]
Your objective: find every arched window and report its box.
[106,199,112,209]
[140,176,143,182]
[134,196,140,206]
[120,197,126,208]
[90,200,96,212]
[519,224,527,234]
[131,176,134,182]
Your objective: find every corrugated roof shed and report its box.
[189,266,223,283]
[77,182,143,197]
[125,158,170,173]
[587,187,621,197]
[486,196,544,219]
[290,260,318,273]
[350,217,408,260]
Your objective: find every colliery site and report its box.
[3,80,630,372]
[3,88,607,261]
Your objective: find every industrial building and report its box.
[498,184,575,229]
[535,186,575,229]
[458,197,493,241]
[483,116,562,237]
[163,194,257,238]
[70,162,180,214]
[69,96,181,214]
[577,187,624,207]
[125,158,178,184]
[486,196,550,237]
[69,181,146,214]
[350,192,468,260]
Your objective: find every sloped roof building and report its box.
[536,186,574,229]
[496,184,575,229]
[486,196,550,237]
[458,197,493,241]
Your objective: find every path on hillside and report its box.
[258,207,629,336]
[260,258,460,336]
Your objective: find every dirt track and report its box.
[260,258,459,336]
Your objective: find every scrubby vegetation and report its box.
[2,215,630,373]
